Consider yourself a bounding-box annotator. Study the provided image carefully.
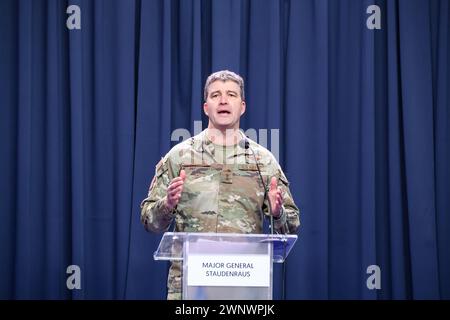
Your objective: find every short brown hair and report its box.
[203,70,245,101]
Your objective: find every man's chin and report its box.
[213,121,234,129]
[209,124,240,133]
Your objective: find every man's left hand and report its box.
[268,177,283,218]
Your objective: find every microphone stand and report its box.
[240,134,274,235]
[241,133,286,300]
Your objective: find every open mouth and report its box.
[218,110,231,115]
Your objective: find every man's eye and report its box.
[229,93,236,97]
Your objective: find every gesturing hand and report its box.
[165,170,186,211]
[268,176,283,218]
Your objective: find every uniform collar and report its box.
[193,129,249,156]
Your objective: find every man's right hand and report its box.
[165,170,186,211]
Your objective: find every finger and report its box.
[270,177,277,190]
[169,180,184,190]
[168,191,177,199]
[168,186,180,195]
[276,192,282,201]
[169,186,183,196]
[170,177,184,184]
[168,184,183,195]
[274,195,280,204]
[179,170,186,180]
[168,189,181,199]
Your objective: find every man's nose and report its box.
[219,95,228,104]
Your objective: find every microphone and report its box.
[239,135,274,235]
[238,138,250,150]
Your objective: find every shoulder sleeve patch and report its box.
[277,169,290,186]
[149,175,157,191]
[155,158,168,177]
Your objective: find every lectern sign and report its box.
[187,254,270,287]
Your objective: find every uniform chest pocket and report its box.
[178,164,220,214]
[233,165,267,205]
[236,164,267,188]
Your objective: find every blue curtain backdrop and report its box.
[0,0,449,299]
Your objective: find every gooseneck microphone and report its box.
[239,133,288,300]
[239,134,274,235]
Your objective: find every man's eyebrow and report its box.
[209,89,238,96]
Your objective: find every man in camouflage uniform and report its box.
[141,70,300,300]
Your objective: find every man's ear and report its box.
[203,102,209,116]
[240,101,246,116]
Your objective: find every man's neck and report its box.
[206,126,241,146]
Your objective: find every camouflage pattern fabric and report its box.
[141,129,300,299]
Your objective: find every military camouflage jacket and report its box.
[140,129,300,298]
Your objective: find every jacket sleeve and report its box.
[140,158,175,233]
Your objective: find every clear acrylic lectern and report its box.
[154,232,297,300]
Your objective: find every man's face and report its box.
[203,80,246,131]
